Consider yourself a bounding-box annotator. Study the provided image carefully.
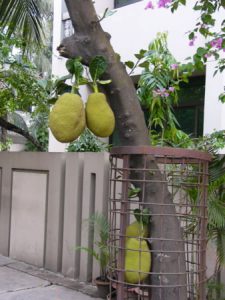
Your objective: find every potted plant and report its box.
[77,212,110,298]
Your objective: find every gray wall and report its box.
[0,152,224,289]
[0,152,109,282]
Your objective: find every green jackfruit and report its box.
[126,221,148,239]
[49,93,86,143]
[85,92,115,137]
[125,238,151,284]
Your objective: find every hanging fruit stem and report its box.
[93,82,99,93]
[72,84,79,94]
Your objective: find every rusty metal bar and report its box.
[117,155,129,300]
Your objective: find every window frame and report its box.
[114,0,142,8]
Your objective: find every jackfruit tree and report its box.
[57,1,187,299]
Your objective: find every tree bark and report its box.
[58,1,187,299]
[0,117,44,151]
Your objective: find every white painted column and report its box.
[204,59,225,154]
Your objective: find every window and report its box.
[63,19,74,38]
[110,76,205,146]
[114,0,142,8]
[174,76,205,137]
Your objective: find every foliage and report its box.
[207,276,225,300]
[126,33,193,144]
[0,63,49,116]
[133,208,151,226]
[0,33,49,117]
[0,31,53,150]
[176,132,225,286]
[76,212,110,280]
[0,0,50,51]
[145,0,225,100]
[207,155,225,268]
[0,138,12,151]
[62,56,111,95]
[25,112,49,152]
[66,128,109,152]
[169,0,225,101]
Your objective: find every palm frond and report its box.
[209,155,225,183]
[0,0,44,48]
[88,212,109,243]
[208,193,225,229]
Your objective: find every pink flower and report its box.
[145,1,154,9]
[169,86,175,92]
[158,0,171,8]
[210,38,223,49]
[189,36,197,46]
[154,88,170,97]
[170,63,178,70]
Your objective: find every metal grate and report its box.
[107,146,211,300]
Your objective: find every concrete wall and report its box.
[0,152,109,282]
[0,151,224,287]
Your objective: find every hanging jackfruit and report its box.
[125,238,151,284]
[49,93,86,143]
[126,221,148,239]
[85,92,115,137]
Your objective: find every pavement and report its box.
[0,255,102,300]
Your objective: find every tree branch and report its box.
[0,117,44,151]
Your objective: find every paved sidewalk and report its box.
[0,255,102,300]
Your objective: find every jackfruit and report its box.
[125,238,151,284]
[126,221,148,239]
[85,92,115,137]
[49,93,86,143]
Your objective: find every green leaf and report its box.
[134,49,146,60]
[135,53,143,59]
[128,187,141,198]
[125,60,135,69]
[201,14,215,26]
[66,59,75,74]
[89,55,107,82]
[188,32,195,40]
[219,93,225,103]
[73,59,84,82]
[48,97,58,105]
[134,208,151,226]
[79,77,89,85]
[66,58,84,81]
[55,74,72,85]
[197,47,207,56]
[55,82,72,95]
[138,61,149,69]
[179,0,186,5]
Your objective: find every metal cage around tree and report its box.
[107,146,211,300]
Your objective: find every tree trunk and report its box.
[58,1,187,298]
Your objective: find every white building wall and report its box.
[50,0,225,153]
